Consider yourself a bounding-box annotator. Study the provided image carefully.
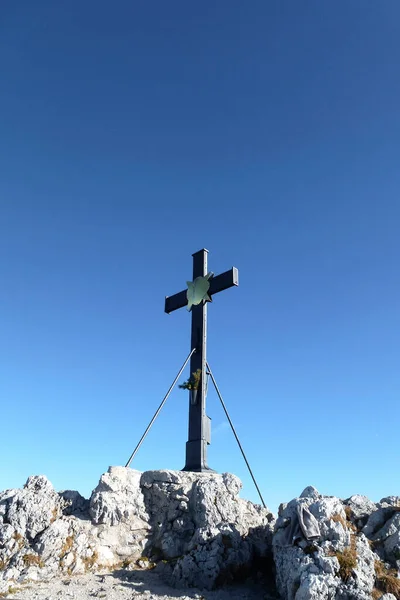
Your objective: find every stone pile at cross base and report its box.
[0,467,399,600]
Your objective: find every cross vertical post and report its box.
[184,249,210,471]
[165,249,239,472]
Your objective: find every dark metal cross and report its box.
[165,249,239,472]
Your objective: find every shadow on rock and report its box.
[107,568,199,598]
[108,563,279,600]
[137,470,276,592]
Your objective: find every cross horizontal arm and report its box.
[165,267,239,314]
[210,266,239,296]
[165,289,187,314]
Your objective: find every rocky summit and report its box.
[0,468,399,600]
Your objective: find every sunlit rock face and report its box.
[1,471,399,598]
[0,467,275,593]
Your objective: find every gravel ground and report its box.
[5,567,276,600]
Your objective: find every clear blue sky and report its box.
[1,1,399,514]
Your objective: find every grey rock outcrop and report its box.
[273,486,376,600]
[89,467,148,527]
[140,470,274,589]
[344,494,378,529]
[1,471,399,599]
[0,467,275,595]
[363,498,400,568]
[0,475,63,541]
[0,470,150,595]
[59,490,90,516]
[299,486,321,501]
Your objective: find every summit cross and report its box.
[165,249,239,472]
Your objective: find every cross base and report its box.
[181,466,216,472]
[181,440,215,472]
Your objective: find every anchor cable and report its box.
[125,348,196,468]
[206,362,267,509]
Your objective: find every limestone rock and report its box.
[59,490,90,516]
[344,495,378,529]
[0,582,7,595]
[2,467,274,591]
[363,507,396,539]
[34,517,77,565]
[0,489,17,524]
[1,469,398,599]
[273,488,376,600]
[295,572,338,600]
[1,475,62,542]
[369,511,400,566]
[299,486,321,501]
[380,497,400,507]
[140,469,275,589]
[89,466,148,527]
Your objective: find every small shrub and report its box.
[82,550,99,572]
[0,587,21,597]
[59,535,74,560]
[23,554,44,568]
[374,560,400,599]
[120,557,136,569]
[136,556,156,570]
[51,507,59,523]
[12,532,25,549]
[331,513,347,527]
[114,555,145,570]
[344,506,353,520]
[179,369,201,391]
[331,512,357,532]
[333,537,357,583]
[0,559,8,571]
